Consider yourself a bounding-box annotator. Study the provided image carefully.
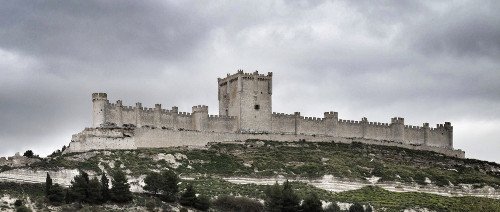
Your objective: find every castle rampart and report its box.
[71,70,461,157]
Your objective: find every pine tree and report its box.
[87,178,103,204]
[101,173,110,202]
[47,183,65,204]
[264,182,283,212]
[69,170,90,203]
[179,184,197,207]
[23,150,34,158]
[160,170,179,202]
[110,169,133,203]
[301,192,323,212]
[45,172,52,196]
[282,180,300,212]
[144,170,179,202]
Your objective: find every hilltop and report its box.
[1,140,499,211]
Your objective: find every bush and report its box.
[349,202,364,212]
[47,184,65,204]
[301,192,322,212]
[15,205,32,212]
[324,203,341,212]
[213,196,264,212]
[145,200,156,211]
[14,199,23,207]
[194,195,210,211]
[281,180,300,212]
[264,182,283,212]
[179,184,197,207]
[434,175,449,187]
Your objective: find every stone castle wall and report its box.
[65,127,465,158]
[84,70,457,157]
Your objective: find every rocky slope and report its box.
[1,140,500,211]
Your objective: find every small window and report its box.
[254,105,260,110]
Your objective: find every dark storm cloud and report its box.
[1,0,499,162]
[0,0,211,73]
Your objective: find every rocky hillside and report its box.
[1,140,500,211]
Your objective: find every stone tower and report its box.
[218,70,273,132]
[92,93,108,127]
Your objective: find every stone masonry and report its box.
[67,70,464,158]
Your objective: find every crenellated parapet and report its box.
[85,71,457,156]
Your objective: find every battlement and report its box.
[192,105,209,113]
[92,93,107,101]
[391,117,405,124]
[218,69,273,84]
[367,122,390,127]
[88,71,457,155]
[272,112,296,118]
[339,119,360,124]
[301,116,324,121]
[178,112,191,117]
[324,111,338,119]
[209,115,236,119]
[405,125,423,130]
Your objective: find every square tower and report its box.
[218,70,273,132]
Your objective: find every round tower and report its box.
[92,93,108,127]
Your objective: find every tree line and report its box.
[44,168,372,211]
[44,168,131,205]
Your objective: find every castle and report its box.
[67,70,465,158]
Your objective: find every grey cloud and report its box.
[405,1,500,59]
[0,0,212,74]
[0,0,499,163]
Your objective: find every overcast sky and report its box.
[1,0,499,162]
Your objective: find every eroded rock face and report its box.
[0,152,41,168]
[0,169,80,186]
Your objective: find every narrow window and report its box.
[254,105,260,110]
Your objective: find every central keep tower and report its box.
[218,70,273,132]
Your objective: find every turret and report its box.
[390,117,405,143]
[92,93,108,127]
[323,111,338,136]
[116,100,123,127]
[192,105,209,131]
[361,117,368,138]
[423,123,430,146]
[154,104,162,127]
[135,102,142,127]
[444,122,453,148]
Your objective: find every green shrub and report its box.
[324,203,341,212]
[349,202,364,212]
[301,192,322,212]
[179,184,197,207]
[213,196,264,212]
[15,205,32,212]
